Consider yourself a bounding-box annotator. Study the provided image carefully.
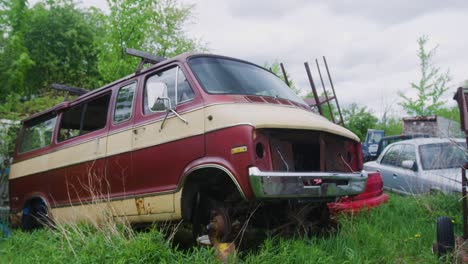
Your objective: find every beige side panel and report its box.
[135,194,174,215]
[107,130,133,156]
[111,198,139,216]
[51,190,181,225]
[204,103,360,142]
[118,212,181,223]
[10,137,108,179]
[132,109,204,150]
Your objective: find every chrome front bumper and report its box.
[249,167,368,199]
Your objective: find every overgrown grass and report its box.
[0,193,462,263]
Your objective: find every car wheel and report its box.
[436,216,455,255]
[191,191,232,244]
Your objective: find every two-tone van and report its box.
[9,53,368,241]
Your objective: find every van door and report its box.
[130,65,205,215]
[106,82,138,216]
[57,93,111,206]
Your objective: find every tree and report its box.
[375,117,402,136]
[0,0,102,100]
[342,103,378,141]
[398,35,451,116]
[95,0,205,83]
[436,106,460,123]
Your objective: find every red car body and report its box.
[328,171,389,213]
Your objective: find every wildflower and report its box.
[414,234,421,238]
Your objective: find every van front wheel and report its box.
[191,192,232,244]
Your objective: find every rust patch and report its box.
[135,198,146,214]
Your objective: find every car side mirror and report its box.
[148,82,174,111]
[401,160,417,171]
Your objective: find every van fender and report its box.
[178,157,253,221]
[179,156,249,199]
[11,193,51,227]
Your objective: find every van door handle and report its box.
[133,127,145,135]
[392,173,398,179]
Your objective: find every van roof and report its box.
[21,52,201,123]
[22,52,291,123]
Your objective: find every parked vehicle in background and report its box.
[9,51,369,241]
[362,129,384,161]
[364,138,466,194]
[374,133,430,160]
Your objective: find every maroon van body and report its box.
[9,53,368,236]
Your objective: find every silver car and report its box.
[364,138,466,194]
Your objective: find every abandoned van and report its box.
[9,52,368,240]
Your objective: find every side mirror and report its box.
[401,160,417,171]
[147,82,173,111]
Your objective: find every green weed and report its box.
[0,193,461,263]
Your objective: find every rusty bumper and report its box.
[248,167,368,199]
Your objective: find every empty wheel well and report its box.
[23,197,47,213]
[181,167,243,221]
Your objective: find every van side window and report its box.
[58,94,111,142]
[177,67,195,104]
[145,67,194,114]
[19,113,57,153]
[114,83,136,124]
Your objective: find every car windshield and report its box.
[419,142,467,170]
[188,56,306,105]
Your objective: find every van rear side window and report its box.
[19,113,57,153]
[58,94,111,142]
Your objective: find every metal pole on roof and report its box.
[323,56,344,126]
[280,63,291,87]
[315,59,335,123]
[304,62,323,115]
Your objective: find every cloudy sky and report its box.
[72,0,468,117]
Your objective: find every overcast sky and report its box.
[69,0,468,117]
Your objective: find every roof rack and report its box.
[51,83,88,101]
[125,48,166,73]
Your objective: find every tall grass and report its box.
[0,193,462,263]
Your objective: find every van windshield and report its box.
[188,57,306,105]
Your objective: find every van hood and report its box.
[204,103,360,142]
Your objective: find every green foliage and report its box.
[375,117,403,136]
[0,194,460,263]
[342,103,378,141]
[0,0,204,101]
[399,35,451,116]
[0,93,64,120]
[0,0,101,99]
[95,0,205,83]
[436,106,460,123]
[0,225,218,263]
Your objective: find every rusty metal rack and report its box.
[125,48,166,73]
[280,57,345,127]
[51,83,88,101]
